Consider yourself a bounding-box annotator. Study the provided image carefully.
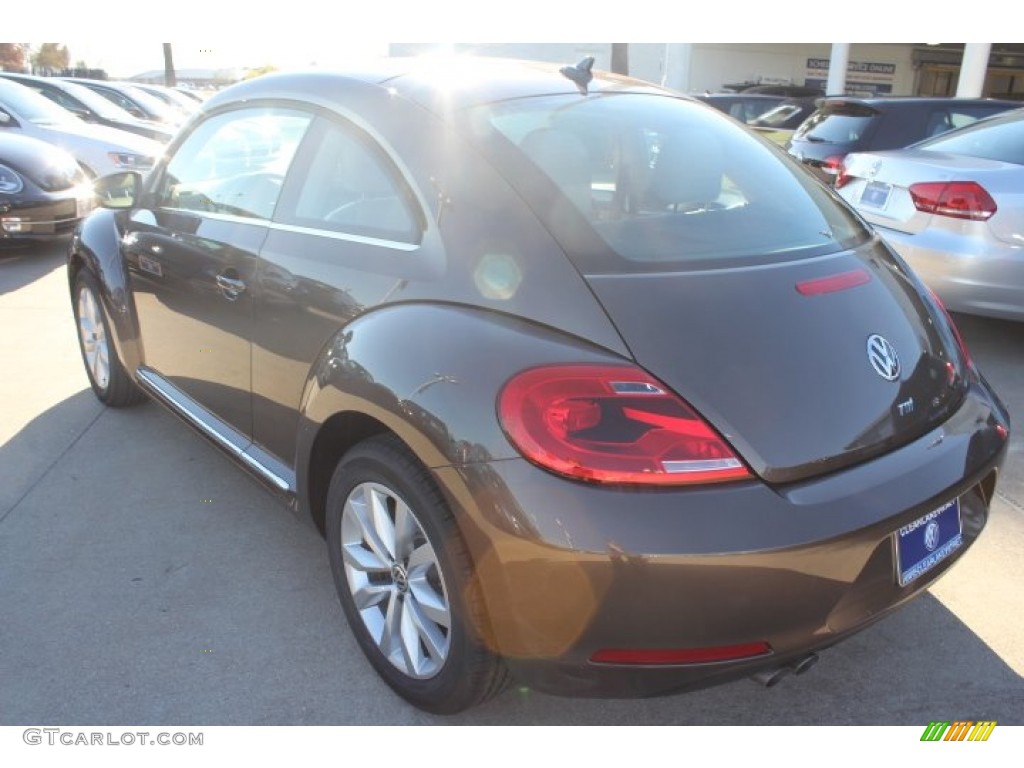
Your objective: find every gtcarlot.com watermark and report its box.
[23,728,203,747]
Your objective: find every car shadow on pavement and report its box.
[0,239,68,296]
[1,384,1021,726]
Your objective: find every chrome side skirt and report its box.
[135,367,295,495]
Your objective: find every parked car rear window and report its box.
[462,93,869,273]
[749,102,807,129]
[793,105,877,144]
[915,110,1024,165]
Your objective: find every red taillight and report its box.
[821,153,847,177]
[909,181,997,221]
[591,642,772,665]
[833,158,852,189]
[498,364,750,486]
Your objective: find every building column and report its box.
[956,43,991,97]
[661,43,692,93]
[826,43,850,95]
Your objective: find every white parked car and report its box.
[838,108,1024,322]
[0,78,161,179]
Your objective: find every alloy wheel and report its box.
[77,286,110,391]
[340,481,451,679]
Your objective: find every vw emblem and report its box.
[867,334,901,381]
[924,520,941,552]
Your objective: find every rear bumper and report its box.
[874,223,1024,321]
[439,378,1009,698]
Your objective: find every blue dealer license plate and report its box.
[860,181,892,208]
[896,498,962,587]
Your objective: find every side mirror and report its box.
[0,110,14,126]
[93,171,142,209]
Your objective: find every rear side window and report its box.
[917,112,1024,165]
[274,118,422,244]
[463,93,869,273]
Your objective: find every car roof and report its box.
[820,96,1021,109]
[202,57,677,117]
[698,93,784,101]
[1,73,79,93]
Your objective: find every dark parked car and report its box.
[695,93,785,123]
[69,58,1010,714]
[743,84,824,98]
[0,132,93,243]
[727,83,824,98]
[0,73,174,143]
[787,96,1020,182]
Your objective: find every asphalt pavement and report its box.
[1,240,1022,725]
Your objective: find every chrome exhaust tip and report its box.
[751,665,793,688]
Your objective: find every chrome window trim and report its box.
[267,220,420,251]
[158,208,269,226]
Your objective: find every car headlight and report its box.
[0,163,25,194]
[107,152,155,170]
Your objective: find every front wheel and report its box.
[325,435,508,713]
[73,271,146,407]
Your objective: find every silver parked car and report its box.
[0,78,161,178]
[838,108,1024,321]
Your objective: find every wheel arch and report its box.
[68,208,143,377]
[296,301,630,535]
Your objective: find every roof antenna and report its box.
[560,56,595,94]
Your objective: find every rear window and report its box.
[916,110,1024,165]
[462,93,869,273]
[749,103,806,129]
[793,104,878,144]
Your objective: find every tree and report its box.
[611,43,629,76]
[0,43,28,72]
[163,44,176,87]
[244,65,278,80]
[31,43,70,73]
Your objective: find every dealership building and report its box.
[390,43,1024,100]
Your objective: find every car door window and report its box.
[157,108,311,220]
[276,118,422,244]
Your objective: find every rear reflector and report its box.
[796,268,871,296]
[591,642,772,665]
[909,181,997,221]
[929,289,973,369]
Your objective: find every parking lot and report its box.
[1,239,1022,725]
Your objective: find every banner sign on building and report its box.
[806,58,896,95]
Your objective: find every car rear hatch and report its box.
[787,101,881,180]
[840,149,1017,240]
[462,90,968,485]
[585,240,968,484]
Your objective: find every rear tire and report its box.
[72,271,146,407]
[325,434,508,714]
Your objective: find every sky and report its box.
[9,1,1000,78]
[42,41,392,79]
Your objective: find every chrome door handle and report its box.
[216,273,247,301]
